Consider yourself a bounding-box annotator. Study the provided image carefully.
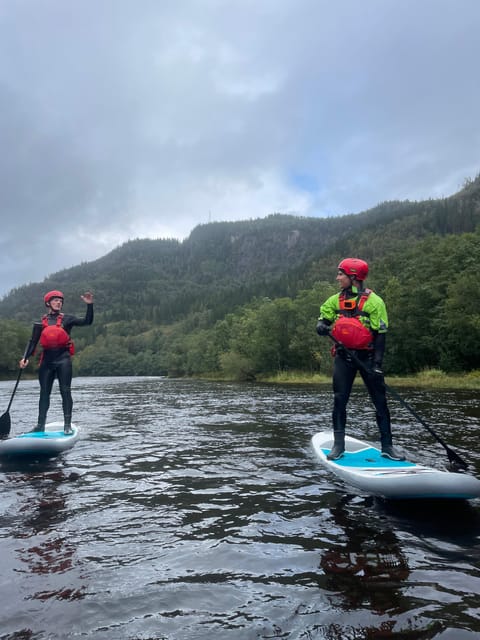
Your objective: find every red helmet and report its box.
[44,290,64,305]
[338,258,369,281]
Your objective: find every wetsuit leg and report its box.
[332,353,357,431]
[38,363,56,426]
[359,360,391,446]
[327,354,358,459]
[56,354,73,424]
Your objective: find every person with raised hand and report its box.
[19,290,94,434]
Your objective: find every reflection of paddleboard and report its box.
[0,422,79,459]
[312,431,480,500]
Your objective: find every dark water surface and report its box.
[1,376,479,640]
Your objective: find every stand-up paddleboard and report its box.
[0,422,79,460]
[312,431,480,500]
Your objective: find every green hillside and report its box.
[1,175,479,378]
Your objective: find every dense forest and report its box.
[0,175,479,380]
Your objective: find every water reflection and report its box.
[321,495,410,608]
[3,461,87,604]
[316,495,410,640]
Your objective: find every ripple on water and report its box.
[0,377,480,638]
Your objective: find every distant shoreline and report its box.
[256,369,480,390]
[2,370,479,391]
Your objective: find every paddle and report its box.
[0,368,23,438]
[0,323,42,439]
[327,333,469,471]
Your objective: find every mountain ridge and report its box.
[2,175,479,325]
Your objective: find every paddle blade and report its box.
[0,411,11,438]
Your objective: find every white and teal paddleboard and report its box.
[312,431,480,500]
[0,422,79,460]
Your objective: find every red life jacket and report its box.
[40,314,75,354]
[331,289,374,350]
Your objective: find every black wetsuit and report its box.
[25,305,94,426]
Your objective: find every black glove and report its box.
[335,345,347,358]
[316,320,331,336]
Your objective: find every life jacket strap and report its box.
[338,289,371,318]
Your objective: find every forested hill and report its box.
[2,175,479,324]
[0,175,479,378]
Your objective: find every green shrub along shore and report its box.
[260,370,480,389]
[201,368,480,390]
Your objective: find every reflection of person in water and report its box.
[320,495,409,616]
[12,468,86,601]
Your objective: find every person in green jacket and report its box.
[316,258,404,461]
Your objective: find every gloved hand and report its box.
[316,320,331,336]
[335,345,347,358]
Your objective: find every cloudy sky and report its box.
[1,0,479,297]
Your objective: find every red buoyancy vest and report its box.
[40,314,75,354]
[331,289,374,350]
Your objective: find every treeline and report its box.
[63,227,480,379]
[1,176,479,380]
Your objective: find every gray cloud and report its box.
[1,0,479,296]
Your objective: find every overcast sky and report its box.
[1,0,479,297]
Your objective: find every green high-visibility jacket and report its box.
[319,287,388,334]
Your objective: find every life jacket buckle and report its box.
[343,299,356,311]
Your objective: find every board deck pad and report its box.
[321,447,416,469]
[18,430,72,439]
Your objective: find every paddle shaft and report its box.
[327,333,468,469]
[0,368,23,437]
[6,368,23,413]
[6,337,35,412]
[0,333,37,436]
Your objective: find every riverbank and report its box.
[2,369,479,391]
[257,368,480,390]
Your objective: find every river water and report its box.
[0,376,479,640]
